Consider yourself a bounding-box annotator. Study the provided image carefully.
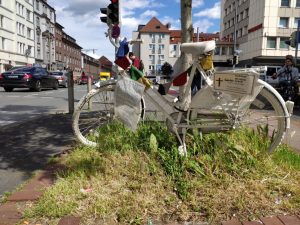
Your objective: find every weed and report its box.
[24,121,300,225]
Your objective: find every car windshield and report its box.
[50,72,63,76]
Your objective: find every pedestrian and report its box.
[272,55,299,99]
[128,52,140,69]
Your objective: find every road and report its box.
[0,85,90,127]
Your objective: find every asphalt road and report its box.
[0,85,90,127]
[0,85,89,197]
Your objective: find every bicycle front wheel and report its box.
[238,87,287,152]
[73,82,145,147]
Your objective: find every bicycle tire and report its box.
[72,82,145,147]
[238,86,287,152]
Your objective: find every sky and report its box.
[47,0,221,61]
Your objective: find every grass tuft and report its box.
[24,121,300,224]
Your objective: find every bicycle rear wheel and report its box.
[72,82,145,147]
[238,87,287,152]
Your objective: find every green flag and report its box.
[130,65,144,81]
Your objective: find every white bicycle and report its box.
[72,40,293,153]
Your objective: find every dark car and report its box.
[49,71,68,88]
[0,67,59,92]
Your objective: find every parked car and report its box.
[49,71,68,88]
[0,67,59,92]
[79,75,94,85]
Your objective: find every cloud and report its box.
[194,2,220,19]
[62,0,107,16]
[193,19,215,33]
[140,10,159,18]
[122,0,164,10]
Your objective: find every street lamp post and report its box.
[233,0,238,69]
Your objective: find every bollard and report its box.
[67,70,74,114]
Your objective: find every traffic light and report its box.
[285,31,300,48]
[233,55,239,65]
[100,0,119,26]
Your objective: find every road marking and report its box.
[39,96,54,99]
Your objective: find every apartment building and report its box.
[221,0,300,66]
[53,24,82,79]
[81,53,100,81]
[132,17,231,76]
[0,0,35,73]
[33,0,55,70]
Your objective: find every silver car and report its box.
[49,71,68,88]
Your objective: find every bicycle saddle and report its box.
[180,40,216,57]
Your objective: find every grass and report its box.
[23,121,300,225]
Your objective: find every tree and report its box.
[160,62,173,76]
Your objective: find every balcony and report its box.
[158,49,162,54]
[151,38,155,43]
[151,49,155,54]
[158,38,162,43]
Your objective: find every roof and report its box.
[139,17,170,33]
[169,30,220,44]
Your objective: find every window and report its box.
[267,37,276,48]
[0,15,3,28]
[36,0,39,10]
[281,0,290,7]
[149,44,154,49]
[295,18,300,28]
[297,0,300,7]
[279,17,289,28]
[214,47,220,55]
[26,9,31,21]
[221,47,227,55]
[280,37,289,49]
[0,37,5,50]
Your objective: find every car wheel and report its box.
[4,87,13,92]
[53,81,59,90]
[34,80,41,92]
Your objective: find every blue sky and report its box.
[48,0,221,60]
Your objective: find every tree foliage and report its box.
[160,62,173,75]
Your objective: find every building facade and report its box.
[33,0,56,70]
[81,53,100,81]
[0,0,35,73]
[132,17,233,76]
[221,0,300,66]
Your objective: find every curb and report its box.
[0,163,81,225]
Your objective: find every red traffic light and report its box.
[111,0,118,3]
